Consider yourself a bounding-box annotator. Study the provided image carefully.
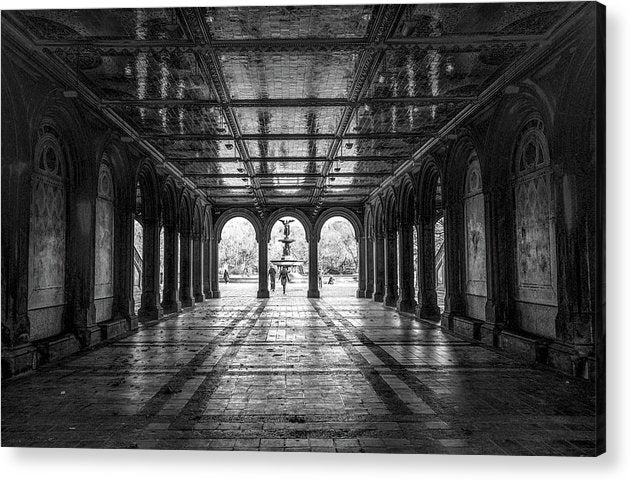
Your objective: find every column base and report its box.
[307,289,320,298]
[257,289,270,299]
[98,318,128,341]
[365,289,374,299]
[138,306,163,322]
[194,293,205,303]
[161,300,182,314]
[416,303,441,320]
[397,299,417,314]
[204,290,213,299]
[181,298,194,308]
[384,293,398,307]
[212,291,221,299]
[372,292,384,302]
[356,289,366,298]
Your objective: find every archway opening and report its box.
[218,216,258,297]
[133,182,143,312]
[434,177,445,313]
[268,216,308,296]
[318,216,358,298]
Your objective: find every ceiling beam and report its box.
[184,172,389,179]
[146,132,433,141]
[100,95,476,108]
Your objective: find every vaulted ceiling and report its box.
[4,3,579,212]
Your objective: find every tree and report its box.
[318,217,358,274]
[218,218,258,276]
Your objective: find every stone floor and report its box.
[1,291,596,455]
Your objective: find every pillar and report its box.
[139,217,163,321]
[365,235,374,299]
[383,228,398,307]
[441,203,465,329]
[210,235,220,298]
[179,231,194,307]
[356,236,367,298]
[257,235,269,298]
[161,224,181,313]
[416,215,441,319]
[397,223,417,313]
[307,232,320,298]
[192,233,204,303]
[372,234,385,302]
[203,237,212,299]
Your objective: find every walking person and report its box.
[223,269,230,284]
[268,265,276,292]
[279,267,289,295]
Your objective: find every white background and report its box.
[1,0,628,480]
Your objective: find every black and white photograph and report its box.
[0,0,610,468]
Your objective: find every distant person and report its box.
[318,269,323,288]
[223,269,230,284]
[279,267,289,295]
[328,276,334,285]
[268,266,276,292]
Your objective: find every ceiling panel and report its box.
[366,49,512,99]
[340,137,427,159]
[252,161,324,175]
[262,187,313,198]
[55,51,212,100]
[245,139,333,158]
[327,177,385,187]
[218,51,358,99]
[393,3,568,38]
[113,105,224,135]
[18,8,187,41]
[171,161,241,175]
[202,5,374,39]
[333,160,397,175]
[235,106,344,135]
[161,139,236,159]
[348,102,469,134]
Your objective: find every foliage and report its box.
[218,218,258,275]
[318,217,358,274]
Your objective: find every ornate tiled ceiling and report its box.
[4,3,578,209]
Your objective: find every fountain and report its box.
[270,219,305,270]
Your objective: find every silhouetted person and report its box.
[268,266,276,292]
[328,276,334,285]
[279,267,289,294]
[223,269,230,284]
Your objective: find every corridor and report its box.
[1,295,596,455]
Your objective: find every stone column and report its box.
[416,215,441,319]
[365,235,374,299]
[397,223,417,313]
[161,224,181,313]
[192,233,204,303]
[179,231,194,307]
[384,228,399,307]
[117,209,137,329]
[203,237,212,299]
[307,233,320,298]
[210,235,220,298]
[257,236,269,298]
[441,203,465,329]
[139,217,163,321]
[372,234,385,302]
[356,236,367,298]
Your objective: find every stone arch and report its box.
[382,188,398,233]
[417,156,443,220]
[264,208,312,243]
[314,207,362,243]
[160,177,180,231]
[135,159,160,222]
[192,199,204,238]
[214,208,262,243]
[178,190,194,235]
[397,174,416,227]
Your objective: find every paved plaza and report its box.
[1,292,596,455]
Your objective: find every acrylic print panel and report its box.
[0,1,604,457]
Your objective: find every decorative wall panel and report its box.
[95,165,114,322]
